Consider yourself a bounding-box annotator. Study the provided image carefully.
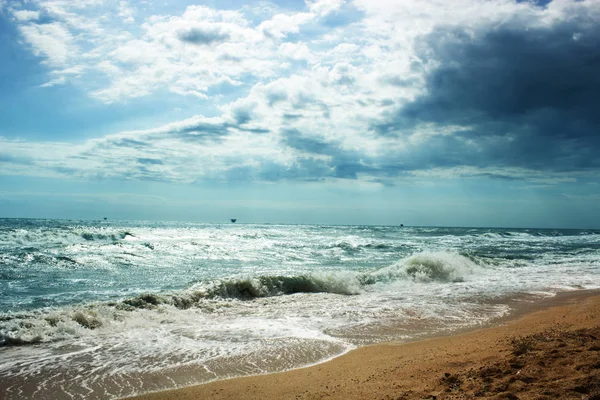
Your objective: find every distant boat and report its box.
[230,218,237,223]
[400,224,404,227]
[103,217,108,221]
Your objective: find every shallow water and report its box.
[1,219,599,399]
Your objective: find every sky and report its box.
[0,0,599,227]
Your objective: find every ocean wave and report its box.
[25,252,480,306]
[80,230,135,241]
[323,241,403,253]
[194,251,479,299]
[0,273,362,346]
[0,227,136,247]
[278,241,401,254]
[0,307,110,346]
[475,230,600,239]
[402,252,477,282]
[197,272,362,300]
[479,231,533,239]
[105,273,365,309]
[362,251,482,284]
[471,230,600,240]
[0,251,483,347]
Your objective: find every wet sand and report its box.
[128,290,600,400]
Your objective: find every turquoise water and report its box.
[1,219,599,398]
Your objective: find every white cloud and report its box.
[12,9,40,21]
[258,11,315,39]
[118,0,134,24]
[109,40,160,64]
[40,76,66,87]
[10,1,342,102]
[306,0,345,16]
[4,0,599,185]
[19,22,75,66]
[52,65,86,75]
[11,2,289,103]
[278,42,315,62]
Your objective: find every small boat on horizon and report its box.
[230,218,237,223]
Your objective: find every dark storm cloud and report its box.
[282,129,336,155]
[373,10,600,173]
[281,128,490,182]
[177,28,230,45]
[281,129,376,179]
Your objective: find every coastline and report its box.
[126,289,600,400]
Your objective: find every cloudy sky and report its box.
[0,0,599,227]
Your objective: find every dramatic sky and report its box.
[1,0,599,227]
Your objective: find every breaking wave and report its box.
[0,251,483,347]
[361,251,482,285]
[0,226,136,247]
[197,272,362,299]
[475,230,600,239]
[325,242,399,251]
[401,252,479,282]
[191,251,481,300]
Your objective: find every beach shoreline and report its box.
[126,289,600,400]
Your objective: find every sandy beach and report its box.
[127,290,600,400]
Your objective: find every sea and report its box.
[0,218,599,399]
